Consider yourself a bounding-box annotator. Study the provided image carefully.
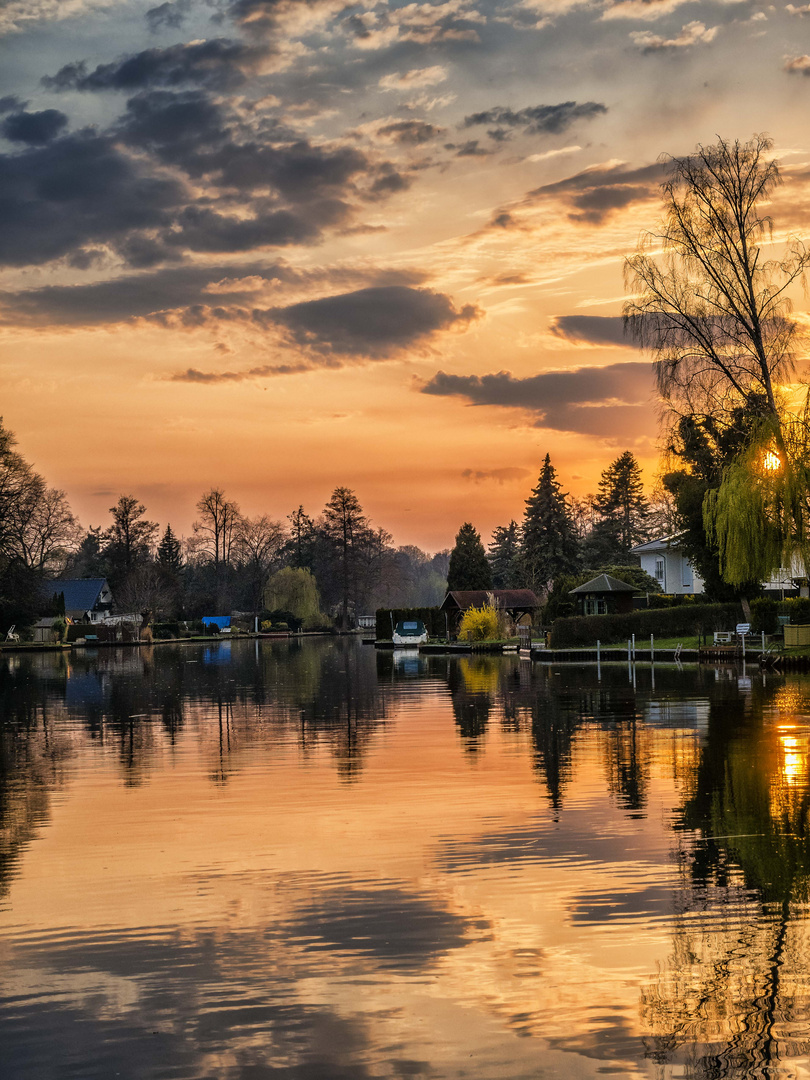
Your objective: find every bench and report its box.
[713,631,733,644]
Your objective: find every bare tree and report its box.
[191,488,241,568]
[9,484,80,576]
[624,135,808,429]
[625,135,810,585]
[233,514,287,612]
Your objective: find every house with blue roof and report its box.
[47,578,113,622]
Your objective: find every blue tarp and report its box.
[202,616,231,629]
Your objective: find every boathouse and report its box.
[568,574,637,616]
[441,589,540,628]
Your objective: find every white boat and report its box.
[392,619,428,646]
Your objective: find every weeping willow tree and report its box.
[624,134,810,586]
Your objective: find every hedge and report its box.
[376,606,446,640]
[549,602,743,648]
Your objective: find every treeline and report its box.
[0,419,448,631]
[447,451,669,611]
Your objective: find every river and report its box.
[1,637,809,1078]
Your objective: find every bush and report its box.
[549,602,743,648]
[780,597,810,624]
[750,597,778,634]
[458,605,501,641]
[152,621,180,640]
[647,593,695,608]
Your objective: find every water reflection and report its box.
[4,643,810,1077]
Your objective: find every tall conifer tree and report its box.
[488,521,523,588]
[521,455,579,591]
[594,451,648,553]
[447,523,492,590]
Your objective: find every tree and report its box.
[624,134,810,585]
[191,488,240,568]
[320,487,371,627]
[7,484,79,576]
[521,455,579,592]
[233,514,287,612]
[593,451,649,553]
[263,567,325,629]
[286,505,317,570]
[488,521,523,588]
[447,523,492,591]
[103,495,158,588]
[157,524,183,575]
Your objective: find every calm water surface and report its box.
[2,638,810,1078]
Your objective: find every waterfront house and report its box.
[630,536,705,596]
[568,574,638,616]
[47,578,113,622]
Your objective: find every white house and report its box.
[630,536,705,596]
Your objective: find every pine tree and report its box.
[447,523,492,591]
[521,454,579,591]
[157,524,183,574]
[488,521,523,588]
[594,451,648,553]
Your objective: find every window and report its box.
[655,558,665,584]
[682,560,693,588]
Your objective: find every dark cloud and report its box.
[1,109,68,144]
[171,360,316,381]
[256,285,480,357]
[0,131,186,268]
[420,362,656,437]
[377,119,443,145]
[464,101,607,136]
[448,139,492,157]
[529,161,664,224]
[550,315,641,348]
[0,264,293,326]
[166,204,322,252]
[42,39,267,93]
[146,0,192,31]
[0,95,24,114]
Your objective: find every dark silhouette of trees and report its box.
[625,134,810,586]
[521,454,579,592]
[102,495,158,588]
[593,450,649,554]
[447,522,492,591]
[487,521,522,588]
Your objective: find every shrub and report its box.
[780,597,810,624]
[458,604,500,641]
[750,597,778,634]
[549,602,742,648]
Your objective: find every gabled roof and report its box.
[441,589,540,611]
[568,573,638,595]
[630,534,681,554]
[48,578,110,613]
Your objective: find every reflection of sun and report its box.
[762,450,781,472]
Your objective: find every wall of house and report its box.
[638,549,704,596]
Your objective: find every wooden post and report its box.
[650,634,654,663]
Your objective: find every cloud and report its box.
[0,264,294,326]
[379,65,449,90]
[630,20,718,52]
[0,130,186,268]
[528,160,664,224]
[255,285,480,358]
[421,362,656,437]
[786,3,810,13]
[42,39,271,93]
[0,0,127,35]
[146,0,192,31]
[376,119,443,145]
[463,101,607,137]
[1,109,68,144]
[462,467,531,484]
[170,361,316,382]
[784,55,810,75]
[549,315,641,348]
[602,0,699,20]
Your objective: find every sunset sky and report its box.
[1,0,809,550]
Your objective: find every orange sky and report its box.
[1,0,810,549]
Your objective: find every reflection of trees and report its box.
[643,676,810,1077]
[0,655,73,900]
[446,658,499,750]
